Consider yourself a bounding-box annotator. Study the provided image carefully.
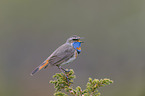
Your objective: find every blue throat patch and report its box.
[72,42,81,54]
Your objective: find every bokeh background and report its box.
[1,0,145,96]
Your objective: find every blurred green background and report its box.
[1,0,145,96]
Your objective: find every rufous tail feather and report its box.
[30,60,49,76]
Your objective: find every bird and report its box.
[31,35,83,76]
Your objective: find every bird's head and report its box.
[66,35,84,54]
[66,35,83,44]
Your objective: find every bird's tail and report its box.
[30,60,49,76]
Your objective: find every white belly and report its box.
[61,51,77,66]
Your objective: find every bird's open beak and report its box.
[78,40,84,43]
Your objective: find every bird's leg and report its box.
[58,66,70,83]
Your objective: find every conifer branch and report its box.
[50,69,113,96]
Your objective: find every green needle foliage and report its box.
[50,69,113,96]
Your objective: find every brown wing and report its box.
[48,43,75,66]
